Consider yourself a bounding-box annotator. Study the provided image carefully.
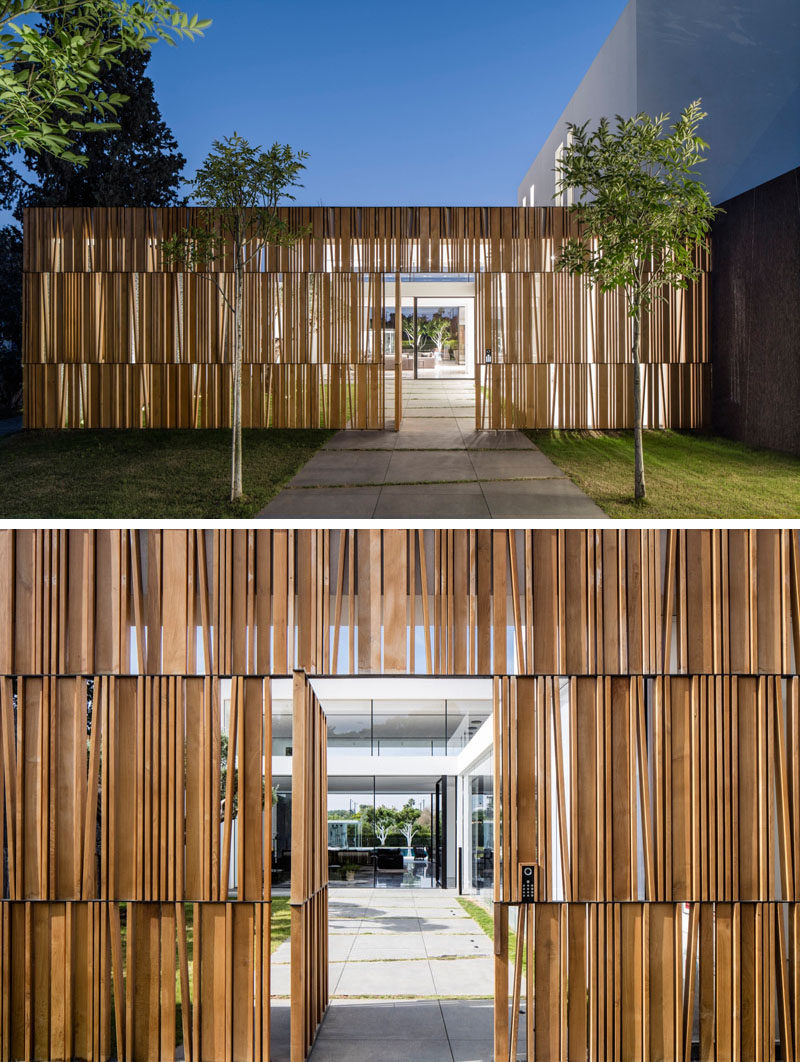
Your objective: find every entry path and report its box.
[259,379,606,518]
[271,887,500,1061]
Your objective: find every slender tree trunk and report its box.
[631,293,646,500]
[231,252,244,501]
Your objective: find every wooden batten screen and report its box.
[290,673,329,1062]
[23,206,708,431]
[1,528,798,679]
[23,270,386,429]
[474,272,709,429]
[1,526,800,1060]
[494,673,800,1059]
[0,673,272,1061]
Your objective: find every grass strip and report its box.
[0,427,333,518]
[458,897,525,967]
[527,429,800,518]
[271,896,291,953]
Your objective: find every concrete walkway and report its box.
[271,887,501,1061]
[259,379,606,518]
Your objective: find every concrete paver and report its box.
[450,1039,496,1061]
[309,1038,454,1061]
[258,486,381,516]
[422,933,492,957]
[326,430,397,450]
[336,958,438,996]
[439,1000,494,1039]
[385,450,478,482]
[287,451,391,486]
[481,476,607,517]
[373,483,490,518]
[348,935,428,959]
[259,378,605,518]
[467,448,569,478]
[271,888,496,1061]
[429,956,495,996]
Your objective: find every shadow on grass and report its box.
[0,428,334,518]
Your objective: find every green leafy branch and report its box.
[0,1,210,162]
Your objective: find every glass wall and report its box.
[271,774,292,891]
[326,700,372,755]
[383,278,476,380]
[324,698,491,757]
[328,778,436,888]
[401,297,475,379]
[466,753,494,896]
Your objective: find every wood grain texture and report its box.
[290,673,329,1062]
[2,526,799,1060]
[22,207,709,429]
[3,530,795,679]
[23,206,710,275]
[492,530,799,1059]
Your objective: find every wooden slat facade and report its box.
[2,526,798,1060]
[494,677,800,1059]
[0,675,272,1061]
[22,207,710,430]
[1,528,795,678]
[290,674,329,1062]
[494,675,800,905]
[26,206,712,275]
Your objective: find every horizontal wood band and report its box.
[1,529,796,677]
[23,206,711,275]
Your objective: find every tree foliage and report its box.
[161,133,310,502]
[0,5,191,414]
[359,804,397,845]
[401,313,454,353]
[426,314,454,354]
[162,134,310,272]
[17,18,186,208]
[0,0,208,163]
[394,799,422,847]
[554,99,718,499]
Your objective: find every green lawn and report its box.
[527,430,800,519]
[0,428,333,517]
[458,896,524,967]
[271,896,291,953]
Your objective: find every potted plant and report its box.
[341,861,361,882]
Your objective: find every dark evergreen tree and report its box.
[0,10,187,413]
[18,15,186,209]
[0,224,23,415]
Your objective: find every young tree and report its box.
[361,804,396,846]
[401,315,413,348]
[427,315,453,359]
[394,799,422,849]
[161,134,309,502]
[1,1,207,163]
[554,99,718,500]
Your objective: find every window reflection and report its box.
[468,755,493,896]
[327,781,436,888]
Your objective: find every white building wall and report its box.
[516,0,800,207]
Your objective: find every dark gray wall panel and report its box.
[711,167,800,455]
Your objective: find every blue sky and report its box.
[146,0,628,206]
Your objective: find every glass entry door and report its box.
[328,778,436,888]
[401,296,474,379]
[433,776,447,889]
